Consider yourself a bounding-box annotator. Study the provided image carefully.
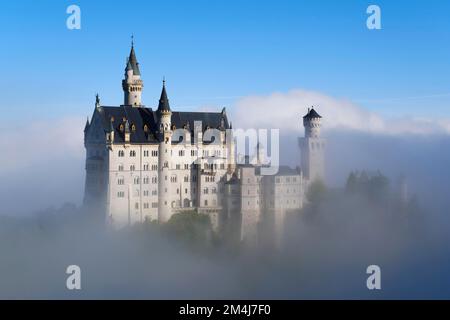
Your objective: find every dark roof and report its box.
[126,45,140,76]
[95,105,230,144]
[157,83,171,112]
[275,165,301,176]
[254,165,300,176]
[303,108,322,119]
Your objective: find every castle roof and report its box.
[157,81,171,113]
[95,105,230,144]
[125,45,141,76]
[303,108,322,119]
[255,165,300,176]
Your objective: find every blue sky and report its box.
[1,0,450,123]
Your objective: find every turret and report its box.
[303,107,322,138]
[122,38,143,107]
[157,79,173,222]
[299,107,325,182]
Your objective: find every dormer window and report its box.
[131,124,136,132]
[143,124,148,132]
[120,124,124,132]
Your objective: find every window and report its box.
[152,190,157,196]
[135,203,139,210]
[143,203,149,209]
[143,164,149,171]
[170,176,177,183]
[151,164,158,171]
[143,177,149,184]
[118,164,124,171]
[130,165,135,171]
[152,177,158,184]
[204,200,208,206]
[143,190,149,197]
[204,188,209,194]
[184,176,189,182]
[134,177,140,184]
[152,150,158,157]
[130,150,136,157]
[185,188,188,194]
[144,150,149,157]
[152,202,158,208]
[191,150,196,157]
[118,150,124,157]
[176,164,181,170]
[117,191,125,198]
[179,150,185,156]
[212,188,217,194]
[118,177,124,185]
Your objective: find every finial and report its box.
[95,93,100,107]
[131,34,134,47]
[163,76,166,86]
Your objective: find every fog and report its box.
[0,123,450,299]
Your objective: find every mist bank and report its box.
[0,177,448,300]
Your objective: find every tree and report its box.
[164,211,213,247]
[306,179,327,207]
[346,171,358,194]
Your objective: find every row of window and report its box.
[117,149,224,158]
[118,150,158,157]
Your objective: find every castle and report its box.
[83,43,325,245]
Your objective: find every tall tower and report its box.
[157,80,173,222]
[299,107,325,182]
[122,39,143,106]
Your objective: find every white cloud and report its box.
[0,117,84,174]
[231,89,450,135]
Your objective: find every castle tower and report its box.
[157,80,173,222]
[299,107,325,182]
[122,39,143,106]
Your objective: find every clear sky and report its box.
[1,0,450,123]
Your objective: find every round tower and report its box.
[300,107,325,182]
[303,107,322,138]
[157,80,173,222]
[122,39,144,107]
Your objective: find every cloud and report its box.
[0,117,85,215]
[0,117,85,175]
[231,89,450,135]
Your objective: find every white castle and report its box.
[83,43,325,245]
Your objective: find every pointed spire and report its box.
[126,36,140,75]
[84,117,90,132]
[157,78,171,113]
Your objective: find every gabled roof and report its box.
[303,108,322,119]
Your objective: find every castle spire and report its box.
[157,79,171,113]
[122,38,143,106]
[126,41,140,76]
